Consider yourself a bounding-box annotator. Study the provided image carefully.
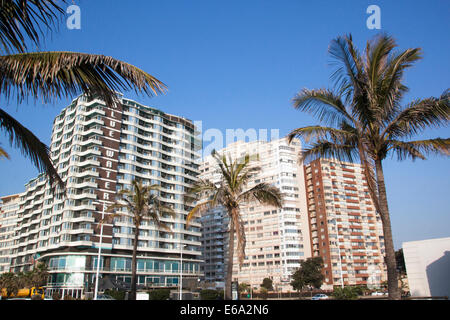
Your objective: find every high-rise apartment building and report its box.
[198,138,311,291]
[7,94,202,298]
[197,206,229,287]
[304,158,387,289]
[0,194,21,273]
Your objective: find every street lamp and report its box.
[179,242,187,300]
[249,260,253,299]
[93,201,107,300]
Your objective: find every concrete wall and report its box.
[403,237,450,297]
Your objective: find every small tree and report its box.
[261,278,273,291]
[332,286,359,300]
[259,287,268,300]
[290,257,324,298]
[353,285,370,296]
[290,270,306,297]
[0,273,20,298]
[238,282,249,293]
[238,282,250,298]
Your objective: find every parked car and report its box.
[371,291,387,296]
[312,294,329,300]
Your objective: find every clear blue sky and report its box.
[0,0,449,249]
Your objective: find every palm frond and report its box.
[0,0,66,54]
[382,90,450,139]
[358,34,397,127]
[0,145,10,159]
[301,139,359,164]
[105,202,126,214]
[365,33,397,92]
[234,154,261,191]
[0,51,167,106]
[328,34,364,103]
[388,138,450,161]
[105,180,175,232]
[144,194,176,231]
[0,107,63,187]
[238,183,283,208]
[287,125,356,145]
[292,88,354,127]
[210,150,234,188]
[377,47,422,123]
[186,199,216,226]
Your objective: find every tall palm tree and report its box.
[186,150,283,300]
[105,179,175,300]
[0,0,167,187]
[288,33,449,299]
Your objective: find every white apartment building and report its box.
[0,194,21,273]
[6,94,203,298]
[403,237,450,298]
[199,137,311,291]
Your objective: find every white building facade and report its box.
[7,94,203,298]
[199,138,311,292]
[403,237,450,298]
[0,194,21,274]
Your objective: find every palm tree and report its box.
[186,150,283,300]
[0,272,21,299]
[287,33,449,299]
[23,262,49,290]
[0,0,166,188]
[105,179,175,300]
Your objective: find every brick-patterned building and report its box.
[304,159,387,289]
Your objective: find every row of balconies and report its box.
[121,108,194,136]
[118,157,199,178]
[118,136,199,162]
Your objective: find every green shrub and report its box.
[104,289,126,300]
[332,286,359,300]
[259,287,268,300]
[200,289,219,300]
[261,278,273,291]
[148,289,171,300]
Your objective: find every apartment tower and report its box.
[0,194,21,273]
[8,94,202,298]
[304,159,387,289]
[199,138,311,291]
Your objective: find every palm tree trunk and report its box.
[374,159,401,300]
[225,217,235,300]
[129,224,139,300]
